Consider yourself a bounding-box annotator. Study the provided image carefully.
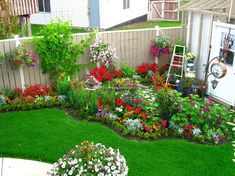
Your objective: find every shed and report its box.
[180,0,235,106]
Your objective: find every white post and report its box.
[186,12,192,50]
[161,0,165,18]
[14,35,25,90]
[228,0,233,22]
[155,26,160,64]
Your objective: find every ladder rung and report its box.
[174,54,184,57]
[171,64,183,67]
[167,74,182,78]
[173,62,182,64]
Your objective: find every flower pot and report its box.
[186,61,195,71]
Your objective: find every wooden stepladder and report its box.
[166,45,186,86]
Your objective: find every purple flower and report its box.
[208,97,213,104]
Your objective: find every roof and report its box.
[5,0,39,16]
[179,0,235,18]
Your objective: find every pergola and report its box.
[180,0,235,21]
[2,0,39,36]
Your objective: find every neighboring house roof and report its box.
[6,0,39,16]
[179,0,235,18]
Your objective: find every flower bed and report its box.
[0,63,234,145]
[0,80,234,145]
[0,84,69,112]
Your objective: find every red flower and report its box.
[133,99,138,103]
[126,105,133,112]
[112,70,122,77]
[140,113,147,118]
[116,98,124,107]
[134,107,142,114]
[136,63,158,75]
[89,66,121,82]
[161,120,167,128]
[142,123,149,132]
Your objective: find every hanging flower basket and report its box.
[8,46,39,68]
[150,36,170,58]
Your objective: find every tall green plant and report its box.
[0,2,20,39]
[32,19,95,81]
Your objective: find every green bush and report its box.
[68,88,98,115]
[56,78,72,96]
[156,88,179,121]
[32,19,95,81]
[121,64,135,78]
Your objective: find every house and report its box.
[30,0,148,29]
[180,0,235,106]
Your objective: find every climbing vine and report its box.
[32,19,96,82]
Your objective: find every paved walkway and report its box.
[0,158,52,176]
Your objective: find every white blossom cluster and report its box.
[89,40,118,68]
[47,142,128,176]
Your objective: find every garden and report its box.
[0,20,235,176]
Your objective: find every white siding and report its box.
[197,14,213,80]
[99,0,148,29]
[31,0,89,27]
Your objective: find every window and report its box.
[123,0,130,9]
[38,0,51,12]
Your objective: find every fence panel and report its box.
[0,27,182,90]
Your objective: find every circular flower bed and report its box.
[48,141,128,176]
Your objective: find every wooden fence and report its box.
[0,27,182,90]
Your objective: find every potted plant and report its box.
[185,52,196,71]
[150,35,170,64]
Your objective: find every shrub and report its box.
[68,88,98,115]
[48,141,128,176]
[56,78,72,96]
[121,64,135,78]
[156,88,179,122]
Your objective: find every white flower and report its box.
[68,170,73,175]
[61,162,66,168]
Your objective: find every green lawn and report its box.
[31,24,88,36]
[112,21,182,31]
[0,109,234,176]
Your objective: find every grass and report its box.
[31,24,88,36]
[0,109,234,176]
[112,21,182,31]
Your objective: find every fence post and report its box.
[155,26,160,64]
[14,35,25,90]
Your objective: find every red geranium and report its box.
[136,63,158,76]
[126,105,133,112]
[141,113,147,118]
[89,66,121,82]
[134,107,142,114]
[116,98,124,107]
